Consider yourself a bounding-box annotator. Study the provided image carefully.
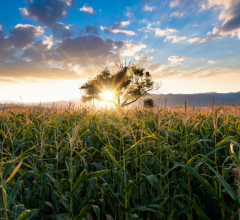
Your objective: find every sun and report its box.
[100,90,114,101]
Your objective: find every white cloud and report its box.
[164,35,186,43]
[120,21,130,27]
[80,4,94,14]
[143,64,164,74]
[147,49,154,54]
[155,28,177,36]
[211,26,240,39]
[15,24,44,35]
[153,27,185,44]
[151,66,239,79]
[170,0,179,7]
[100,21,135,36]
[100,26,136,36]
[120,42,146,56]
[188,36,221,43]
[208,60,217,64]
[143,5,156,12]
[138,24,153,32]
[168,55,187,63]
[19,7,29,15]
[125,12,133,18]
[108,29,136,36]
[170,11,186,17]
[61,0,72,7]
[42,35,54,49]
[200,0,240,39]
[135,55,153,62]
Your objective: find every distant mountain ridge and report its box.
[1,92,240,108]
[147,92,240,107]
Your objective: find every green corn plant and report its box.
[0,105,240,219]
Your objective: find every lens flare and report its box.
[100,91,114,101]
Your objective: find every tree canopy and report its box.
[80,61,160,107]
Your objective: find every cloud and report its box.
[101,21,130,31]
[119,42,146,56]
[143,63,162,72]
[0,77,20,83]
[135,55,153,63]
[201,0,240,39]
[20,0,73,26]
[125,12,134,18]
[170,0,179,7]
[188,36,221,43]
[100,21,136,36]
[138,23,153,33]
[9,24,44,49]
[208,60,217,64]
[0,29,10,53]
[168,55,187,63]
[0,44,18,60]
[154,28,177,36]
[19,7,28,15]
[0,18,147,81]
[170,11,186,17]
[147,49,154,54]
[84,24,99,35]
[185,67,238,79]
[143,5,156,11]
[111,30,136,36]
[0,33,132,80]
[142,26,183,43]
[151,66,239,79]
[52,22,72,39]
[0,60,81,79]
[22,39,53,63]
[80,3,94,14]
[151,67,183,79]
[102,28,136,36]
[140,63,166,77]
[173,0,193,8]
[120,21,131,27]
[164,35,186,43]
[55,35,123,63]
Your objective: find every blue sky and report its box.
[0,0,240,102]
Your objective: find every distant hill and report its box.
[147,92,240,107]
[1,92,240,108]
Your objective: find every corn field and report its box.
[1,105,240,220]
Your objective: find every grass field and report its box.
[0,105,240,220]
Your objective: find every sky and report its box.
[0,0,240,102]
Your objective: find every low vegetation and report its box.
[0,105,240,220]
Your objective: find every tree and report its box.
[144,98,154,108]
[80,61,160,107]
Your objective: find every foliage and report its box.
[144,98,154,108]
[80,61,160,107]
[0,105,240,220]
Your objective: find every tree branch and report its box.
[122,97,141,107]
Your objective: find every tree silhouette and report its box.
[144,98,154,108]
[80,61,160,107]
